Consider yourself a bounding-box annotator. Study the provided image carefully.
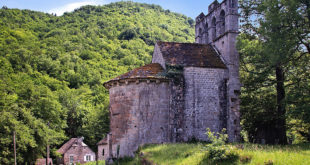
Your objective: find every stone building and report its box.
[98,0,240,160]
[57,137,96,165]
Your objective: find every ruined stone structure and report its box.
[98,0,241,160]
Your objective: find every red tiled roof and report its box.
[106,63,166,82]
[56,138,77,155]
[156,41,227,69]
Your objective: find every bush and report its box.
[239,155,252,164]
[205,128,239,162]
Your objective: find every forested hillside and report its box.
[0,2,194,163]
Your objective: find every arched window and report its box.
[198,28,203,43]
[220,10,225,34]
[205,22,209,43]
[102,149,105,156]
[230,0,236,8]
[199,28,202,36]
[212,17,216,40]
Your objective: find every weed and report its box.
[205,128,239,162]
[239,155,252,164]
[264,160,274,165]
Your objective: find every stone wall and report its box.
[166,66,185,142]
[182,67,228,141]
[108,80,171,157]
[195,0,238,44]
[152,44,166,69]
[195,0,241,142]
[214,33,241,142]
[97,144,109,161]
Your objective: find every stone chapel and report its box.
[97,0,241,160]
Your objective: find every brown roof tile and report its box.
[56,138,77,155]
[106,63,166,82]
[156,41,227,69]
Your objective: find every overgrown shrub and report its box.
[239,155,252,164]
[205,128,239,162]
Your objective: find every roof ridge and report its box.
[156,41,211,46]
[103,63,167,86]
[57,138,78,154]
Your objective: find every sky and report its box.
[0,0,216,18]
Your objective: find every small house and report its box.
[57,137,95,165]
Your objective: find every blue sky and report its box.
[0,0,216,18]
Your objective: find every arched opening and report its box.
[205,22,209,43]
[230,0,236,8]
[212,17,216,40]
[102,149,105,156]
[199,28,202,36]
[198,28,203,43]
[220,10,225,34]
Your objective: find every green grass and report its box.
[116,143,310,165]
[84,160,105,165]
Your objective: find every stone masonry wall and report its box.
[214,34,241,142]
[152,44,166,69]
[167,67,185,142]
[108,81,170,157]
[195,0,241,142]
[97,144,109,161]
[182,67,228,142]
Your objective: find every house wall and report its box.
[63,145,95,164]
[108,80,171,157]
[97,144,109,161]
[182,67,228,141]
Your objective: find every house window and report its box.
[69,155,74,164]
[102,149,105,156]
[85,154,92,161]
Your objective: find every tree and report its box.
[238,0,310,144]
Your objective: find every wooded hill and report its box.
[0,2,194,164]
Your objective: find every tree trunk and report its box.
[275,66,287,144]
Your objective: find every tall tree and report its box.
[238,0,310,144]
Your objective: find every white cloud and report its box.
[49,0,104,16]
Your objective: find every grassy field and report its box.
[115,143,310,165]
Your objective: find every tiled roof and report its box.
[97,137,107,145]
[106,63,166,82]
[56,138,77,154]
[156,41,227,69]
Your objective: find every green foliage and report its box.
[238,0,310,143]
[205,128,228,146]
[0,1,194,164]
[205,128,239,162]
